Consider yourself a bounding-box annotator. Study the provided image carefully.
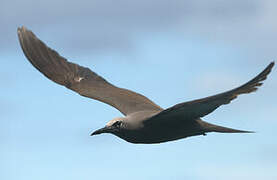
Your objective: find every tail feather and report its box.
[208,124,254,133]
[198,120,254,133]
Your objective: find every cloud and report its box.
[1,0,277,59]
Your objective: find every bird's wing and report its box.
[145,62,274,125]
[17,26,162,116]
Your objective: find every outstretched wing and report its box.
[18,26,162,116]
[146,62,274,125]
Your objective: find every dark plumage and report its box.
[18,26,274,144]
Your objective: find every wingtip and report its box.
[265,61,275,76]
[17,26,24,36]
[17,26,28,35]
[270,61,275,68]
[269,61,275,67]
[17,26,22,35]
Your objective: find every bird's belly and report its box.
[121,120,205,144]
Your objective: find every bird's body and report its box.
[105,111,251,144]
[17,26,274,144]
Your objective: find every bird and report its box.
[17,26,274,144]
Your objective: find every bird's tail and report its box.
[198,120,254,133]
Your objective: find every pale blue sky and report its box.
[1,0,277,180]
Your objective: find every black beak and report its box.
[90,127,111,136]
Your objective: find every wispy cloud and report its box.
[1,0,277,59]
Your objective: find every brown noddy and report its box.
[17,26,274,144]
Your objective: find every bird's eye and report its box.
[113,121,122,128]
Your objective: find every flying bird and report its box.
[17,26,274,144]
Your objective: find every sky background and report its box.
[1,0,277,179]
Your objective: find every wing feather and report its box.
[18,26,162,116]
[147,62,274,124]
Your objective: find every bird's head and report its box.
[90,117,125,136]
